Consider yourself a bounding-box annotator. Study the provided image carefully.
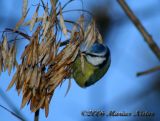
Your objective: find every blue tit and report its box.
[72,42,111,88]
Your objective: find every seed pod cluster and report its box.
[4,0,103,117]
[0,37,17,75]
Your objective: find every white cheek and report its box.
[86,56,106,66]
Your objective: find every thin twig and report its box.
[4,28,70,47]
[137,66,160,76]
[0,88,27,121]
[0,104,25,121]
[62,9,93,17]
[4,28,31,41]
[118,0,160,60]
[40,0,46,10]
[34,110,40,121]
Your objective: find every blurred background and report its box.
[0,0,160,121]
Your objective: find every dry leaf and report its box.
[21,44,30,59]
[71,15,84,40]
[15,9,29,30]
[2,36,9,70]
[2,36,8,52]
[4,0,102,117]
[37,96,45,111]
[97,31,103,43]
[59,6,68,38]
[42,21,50,39]
[30,4,40,31]
[21,91,31,109]
[23,17,43,26]
[50,0,56,9]
[8,44,15,75]
[22,0,28,16]
[30,97,38,112]
[42,4,49,30]
[45,97,49,117]
[29,66,38,88]
[64,78,71,96]
[50,0,56,18]
[35,72,41,89]
[7,71,18,91]
[26,68,33,83]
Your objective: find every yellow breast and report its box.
[71,56,110,88]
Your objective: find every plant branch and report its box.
[0,104,25,121]
[34,110,40,121]
[137,66,160,76]
[118,0,160,60]
[4,28,31,41]
[0,88,27,121]
[4,28,70,47]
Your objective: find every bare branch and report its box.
[5,28,31,41]
[0,89,27,121]
[118,0,160,60]
[137,66,160,76]
[34,110,40,121]
[0,105,25,121]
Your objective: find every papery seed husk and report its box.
[45,97,49,117]
[8,44,15,75]
[29,66,38,88]
[59,5,68,38]
[15,10,28,30]
[37,96,45,110]
[21,91,31,109]
[25,68,32,83]
[30,4,40,31]
[2,36,8,52]
[64,78,71,96]
[42,21,50,39]
[30,97,38,112]
[7,71,18,91]
[42,4,49,30]
[35,70,41,89]
[22,0,28,17]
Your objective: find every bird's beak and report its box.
[81,51,86,56]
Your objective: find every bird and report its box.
[71,41,111,88]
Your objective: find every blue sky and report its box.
[0,0,160,121]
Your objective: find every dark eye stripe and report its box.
[83,47,110,58]
[85,47,110,68]
[84,52,105,57]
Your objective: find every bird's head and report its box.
[80,42,110,68]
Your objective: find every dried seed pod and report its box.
[5,0,102,117]
[30,4,40,31]
[2,36,9,71]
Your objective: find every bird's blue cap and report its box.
[89,43,107,54]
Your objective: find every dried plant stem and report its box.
[4,28,70,47]
[34,110,40,121]
[0,88,27,121]
[137,66,160,76]
[118,0,160,60]
[0,105,24,121]
[5,28,31,41]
